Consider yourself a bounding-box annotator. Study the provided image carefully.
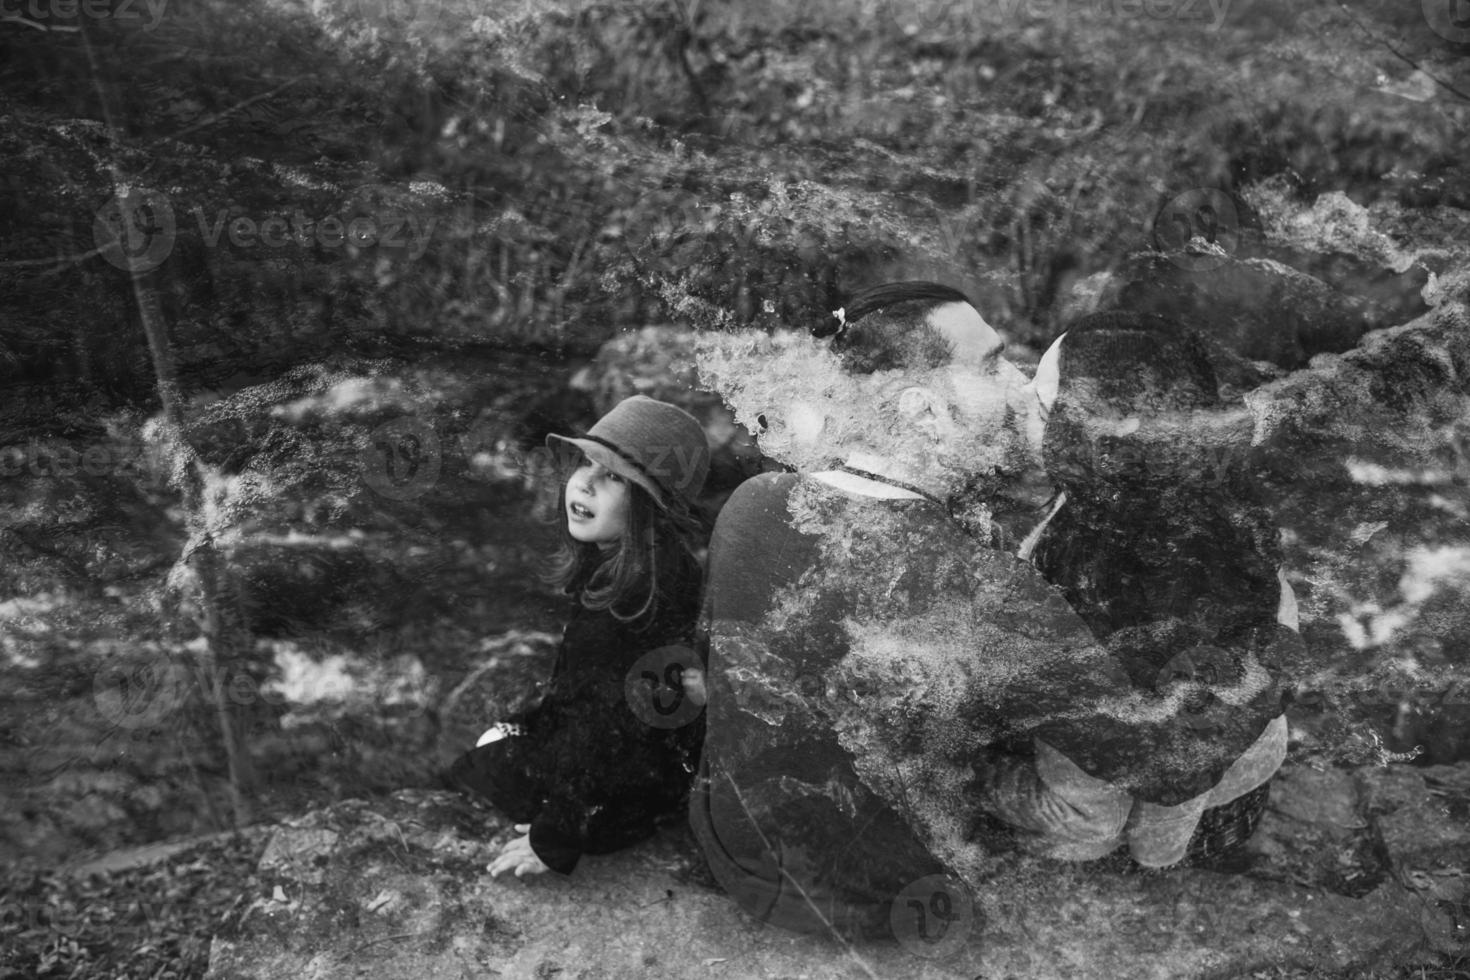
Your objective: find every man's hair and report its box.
[820,281,974,375]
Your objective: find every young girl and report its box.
[447,395,710,879]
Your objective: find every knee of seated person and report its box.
[1125,797,1207,868]
[1129,838,1191,869]
[1021,794,1129,861]
[978,748,1130,845]
[1127,820,1199,867]
[1204,714,1289,807]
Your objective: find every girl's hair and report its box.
[543,453,704,627]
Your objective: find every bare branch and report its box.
[162,77,305,143]
[1331,0,1470,106]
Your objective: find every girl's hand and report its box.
[681,666,707,707]
[488,825,550,879]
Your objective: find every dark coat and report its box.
[450,566,703,873]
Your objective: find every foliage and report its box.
[3,0,1466,392]
[0,0,1468,975]
[0,831,268,980]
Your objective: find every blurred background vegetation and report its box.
[1,0,1468,975]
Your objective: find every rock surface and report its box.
[1243,300,1470,762]
[196,294,1470,979]
[204,761,1468,980]
[1096,252,1376,370]
[1030,298,1470,753]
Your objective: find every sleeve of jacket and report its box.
[526,802,585,875]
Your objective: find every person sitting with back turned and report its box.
[688,283,1303,943]
[688,282,1161,939]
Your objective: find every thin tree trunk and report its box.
[133,282,256,827]
[80,17,254,828]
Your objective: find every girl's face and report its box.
[565,458,630,548]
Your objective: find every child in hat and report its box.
[448,395,711,878]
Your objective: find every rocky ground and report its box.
[197,759,1468,980]
[4,1,1469,976]
[203,276,1470,979]
[7,252,1470,979]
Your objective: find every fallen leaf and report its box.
[365,890,396,913]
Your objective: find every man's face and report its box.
[924,300,1005,366]
[916,301,1048,466]
[869,365,1022,492]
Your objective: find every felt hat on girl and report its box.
[546,395,710,510]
